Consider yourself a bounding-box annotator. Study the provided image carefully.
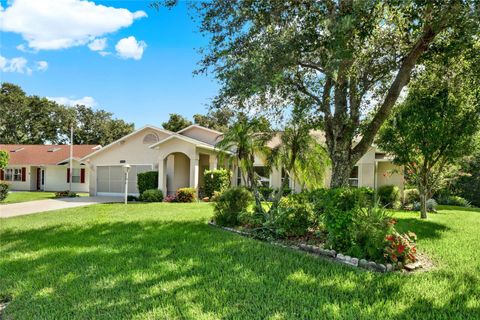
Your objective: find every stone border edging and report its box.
[208,221,397,273]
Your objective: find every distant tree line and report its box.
[0,83,134,145]
[162,108,234,133]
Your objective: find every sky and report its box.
[0,0,219,128]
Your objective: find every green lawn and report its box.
[0,203,479,319]
[1,191,88,204]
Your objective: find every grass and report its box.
[0,203,479,319]
[1,191,88,204]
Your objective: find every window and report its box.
[5,168,13,181]
[281,168,290,188]
[72,168,81,183]
[349,166,359,187]
[254,166,270,187]
[13,169,23,181]
[143,133,159,145]
[237,167,242,186]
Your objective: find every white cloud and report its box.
[47,96,97,108]
[99,51,111,57]
[36,60,48,71]
[0,0,147,51]
[0,55,32,74]
[88,37,107,52]
[115,36,147,60]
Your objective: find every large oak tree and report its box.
[157,0,479,187]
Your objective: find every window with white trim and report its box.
[5,168,13,181]
[281,168,290,188]
[349,166,359,187]
[13,168,22,181]
[72,168,81,183]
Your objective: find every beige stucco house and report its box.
[80,124,403,197]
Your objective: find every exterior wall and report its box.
[169,153,190,194]
[180,126,221,145]
[85,128,168,195]
[377,162,404,193]
[2,166,32,191]
[43,165,89,193]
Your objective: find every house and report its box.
[0,144,101,192]
[81,124,404,197]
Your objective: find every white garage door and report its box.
[97,165,152,195]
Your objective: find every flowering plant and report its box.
[384,231,417,264]
[164,194,177,203]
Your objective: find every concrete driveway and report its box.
[0,196,123,218]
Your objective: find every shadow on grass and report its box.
[0,219,477,319]
[394,217,450,240]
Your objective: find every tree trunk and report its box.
[420,192,428,219]
[246,162,263,213]
[329,144,354,188]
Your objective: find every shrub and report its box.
[55,190,78,198]
[323,187,375,253]
[127,195,139,202]
[436,194,471,207]
[141,189,164,202]
[412,198,438,212]
[384,231,418,264]
[137,171,158,195]
[377,185,401,209]
[164,194,177,202]
[349,206,395,261]
[403,188,420,206]
[258,186,274,200]
[204,169,231,197]
[266,193,314,237]
[213,187,253,227]
[0,182,9,202]
[176,188,196,202]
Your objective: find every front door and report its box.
[36,168,41,190]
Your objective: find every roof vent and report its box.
[47,147,62,152]
[10,147,24,153]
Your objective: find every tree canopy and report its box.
[161,113,192,132]
[377,51,480,218]
[0,83,134,145]
[157,0,480,187]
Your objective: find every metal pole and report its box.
[69,126,73,192]
[124,170,129,204]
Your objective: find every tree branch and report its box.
[351,24,439,162]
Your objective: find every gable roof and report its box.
[149,133,217,151]
[81,125,173,160]
[0,144,100,166]
[177,124,224,136]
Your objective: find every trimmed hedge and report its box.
[141,189,164,202]
[204,169,231,197]
[138,171,158,195]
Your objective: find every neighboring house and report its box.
[81,124,404,197]
[0,144,101,192]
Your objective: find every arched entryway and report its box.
[166,152,190,195]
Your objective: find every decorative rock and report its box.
[359,259,368,268]
[367,261,377,271]
[404,261,422,271]
[375,263,387,273]
[351,258,359,267]
[337,253,345,260]
[386,263,394,272]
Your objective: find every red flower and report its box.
[397,245,405,254]
[386,235,394,241]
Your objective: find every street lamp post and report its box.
[123,164,131,205]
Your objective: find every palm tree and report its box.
[267,110,330,209]
[215,114,272,211]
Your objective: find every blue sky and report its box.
[0,0,219,127]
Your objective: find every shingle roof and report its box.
[0,144,101,166]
